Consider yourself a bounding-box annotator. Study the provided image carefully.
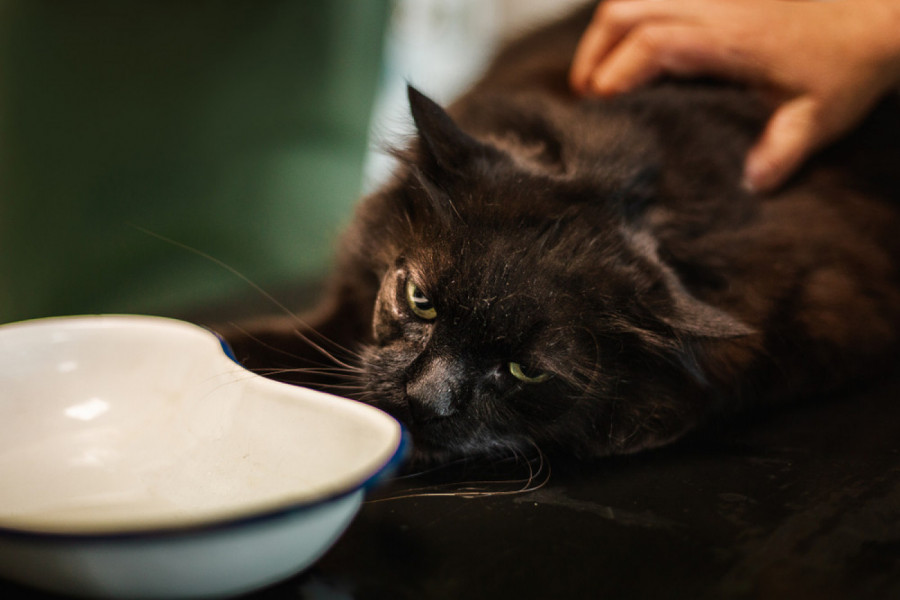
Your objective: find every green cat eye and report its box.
[406,280,437,320]
[509,362,550,384]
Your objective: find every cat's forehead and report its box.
[406,222,598,317]
[410,211,626,280]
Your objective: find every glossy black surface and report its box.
[4,375,899,599]
[288,375,900,600]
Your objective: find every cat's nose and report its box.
[405,376,459,421]
[405,355,466,422]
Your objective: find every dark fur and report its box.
[219,5,900,464]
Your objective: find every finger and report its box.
[588,23,733,95]
[570,2,637,93]
[743,98,822,192]
[571,0,693,93]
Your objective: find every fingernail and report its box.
[742,157,771,194]
[740,175,757,194]
[590,73,613,97]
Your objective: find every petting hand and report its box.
[570,0,900,192]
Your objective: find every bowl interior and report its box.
[0,316,401,534]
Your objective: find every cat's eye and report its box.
[406,280,437,320]
[509,362,550,384]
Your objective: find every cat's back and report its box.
[446,2,900,260]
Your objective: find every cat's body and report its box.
[221,5,900,464]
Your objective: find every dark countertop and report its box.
[4,374,899,599]
[278,374,900,600]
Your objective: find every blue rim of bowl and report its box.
[0,322,412,543]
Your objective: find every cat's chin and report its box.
[403,439,537,470]
[398,419,475,465]
[397,419,538,468]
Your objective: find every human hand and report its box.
[570,0,900,192]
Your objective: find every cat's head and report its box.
[357,87,752,464]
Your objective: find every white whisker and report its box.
[366,441,550,503]
[133,226,363,373]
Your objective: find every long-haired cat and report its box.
[217,4,900,465]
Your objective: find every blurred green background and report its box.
[0,0,389,324]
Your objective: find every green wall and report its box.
[0,0,388,323]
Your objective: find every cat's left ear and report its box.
[656,267,755,339]
[632,231,754,339]
[646,267,755,385]
[407,85,502,177]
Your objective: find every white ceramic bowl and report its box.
[0,315,406,598]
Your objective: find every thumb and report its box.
[743,97,823,193]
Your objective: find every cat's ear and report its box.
[657,268,754,339]
[407,85,501,177]
[631,231,754,339]
[646,268,755,385]
[627,260,753,384]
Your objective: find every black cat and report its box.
[218,5,900,465]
